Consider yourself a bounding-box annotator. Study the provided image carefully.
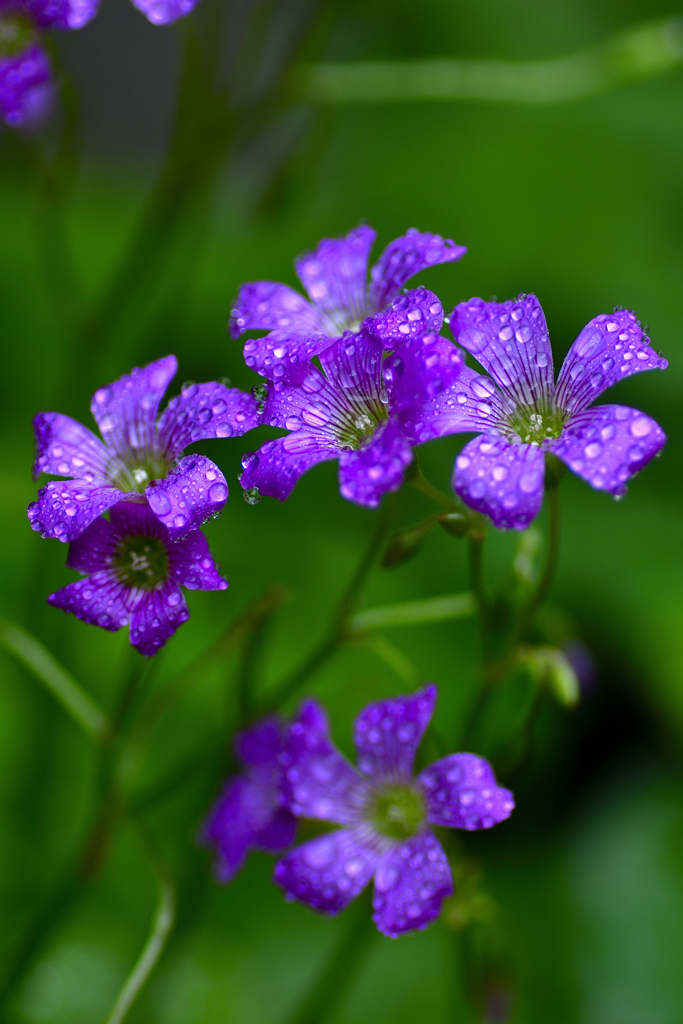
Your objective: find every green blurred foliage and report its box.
[2,0,683,1020]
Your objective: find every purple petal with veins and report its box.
[229,281,322,340]
[338,419,413,508]
[145,455,229,539]
[453,436,545,531]
[274,827,380,916]
[365,287,445,348]
[418,754,515,829]
[550,404,666,495]
[295,225,376,335]
[27,481,129,543]
[354,685,436,782]
[157,382,260,455]
[369,229,467,312]
[372,831,452,938]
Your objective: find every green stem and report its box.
[407,464,459,509]
[0,621,109,741]
[282,894,377,1024]
[516,486,560,639]
[101,824,176,1024]
[265,492,399,709]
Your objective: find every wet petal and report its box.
[129,0,200,23]
[555,309,668,416]
[453,435,545,531]
[32,412,110,483]
[318,328,384,406]
[242,330,331,378]
[451,295,554,408]
[47,571,130,632]
[369,229,466,312]
[157,382,261,456]
[295,225,376,335]
[418,753,515,829]
[550,404,666,496]
[65,514,118,574]
[168,526,228,591]
[372,831,452,938]
[27,480,125,543]
[274,827,379,915]
[145,454,229,539]
[229,281,323,339]
[353,685,436,782]
[398,363,507,445]
[200,776,265,883]
[27,0,100,29]
[90,355,177,461]
[280,699,368,825]
[129,584,189,656]
[338,419,413,508]
[0,44,53,129]
[253,807,297,853]
[240,434,338,502]
[388,334,466,442]
[235,717,284,768]
[364,287,445,348]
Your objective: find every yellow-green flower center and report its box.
[113,535,169,590]
[367,784,426,839]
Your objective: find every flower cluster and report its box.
[202,686,514,937]
[29,355,258,654]
[0,0,201,128]
[232,226,667,518]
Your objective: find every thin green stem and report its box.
[407,465,459,509]
[266,493,399,709]
[282,893,377,1024]
[101,824,176,1024]
[516,486,560,639]
[0,621,109,741]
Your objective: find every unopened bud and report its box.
[439,511,469,538]
[381,517,438,567]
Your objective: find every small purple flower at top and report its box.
[230,224,466,359]
[28,355,260,544]
[441,295,667,530]
[274,685,513,938]
[200,716,297,883]
[47,500,227,656]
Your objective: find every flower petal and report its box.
[235,716,284,768]
[369,229,466,313]
[453,435,545,530]
[295,225,376,334]
[243,331,331,377]
[273,827,379,915]
[129,584,189,656]
[65,514,118,574]
[47,571,130,631]
[27,0,100,29]
[550,404,666,496]
[372,830,453,938]
[240,434,338,502]
[353,685,436,782]
[90,355,177,460]
[145,455,229,539]
[28,481,126,542]
[253,808,297,854]
[388,334,466,442]
[280,699,368,825]
[451,295,554,408]
[364,287,445,348]
[229,281,323,339]
[32,412,110,483]
[168,527,228,591]
[0,44,53,129]
[418,753,515,829]
[200,776,264,883]
[129,0,200,25]
[156,382,261,455]
[555,309,668,416]
[318,328,384,405]
[338,419,413,508]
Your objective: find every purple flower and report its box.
[200,717,297,883]
[274,686,513,938]
[238,314,469,506]
[0,40,52,127]
[47,500,227,656]
[28,355,260,543]
[230,224,466,357]
[0,0,99,31]
[128,0,199,24]
[442,295,668,530]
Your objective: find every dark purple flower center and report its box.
[112,533,169,590]
[0,15,34,55]
[367,783,426,839]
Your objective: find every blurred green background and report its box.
[2,0,683,1021]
